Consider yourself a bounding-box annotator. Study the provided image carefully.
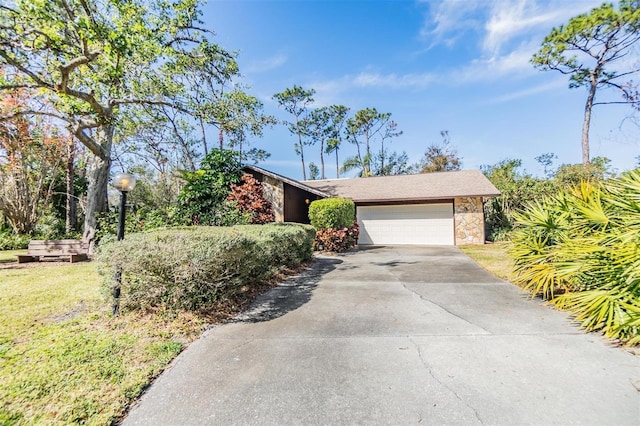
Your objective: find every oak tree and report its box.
[0,0,238,246]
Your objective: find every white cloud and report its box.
[353,72,437,89]
[306,71,438,106]
[419,0,483,47]
[483,0,602,55]
[484,79,565,104]
[452,41,537,83]
[420,0,604,55]
[244,53,287,74]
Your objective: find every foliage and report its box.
[554,156,614,187]
[0,230,30,250]
[233,223,316,267]
[95,205,191,243]
[509,171,640,345]
[214,88,277,156]
[342,108,402,177]
[273,85,316,179]
[308,198,355,230]
[531,0,640,164]
[305,105,350,179]
[371,150,414,176]
[418,131,462,173]
[309,198,358,252]
[0,261,203,425]
[483,156,615,241]
[96,224,315,312]
[227,173,275,224]
[177,149,243,225]
[0,0,243,244]
[0,89,67,234]
[308,162,320,180]
[314,221,359,253]
[482,159,554,241]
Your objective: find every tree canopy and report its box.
[0,0,246,245]
[531,0,640,164]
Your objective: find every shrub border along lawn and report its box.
[1,224,315,424]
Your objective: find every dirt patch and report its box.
[0,259,92,270]
[40,301,88,323]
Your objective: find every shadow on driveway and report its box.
[231,256,342,323]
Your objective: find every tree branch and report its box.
[0,50,54,89]
[0,109,70,124]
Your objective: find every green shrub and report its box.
[0,231,30,250]
[308,198,355,230]
[95,223,315,312]
[510,170,640,345]
[177,149,243,225]
[233,223,315,267]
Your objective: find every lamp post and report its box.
[111,173,136,315]
[113,173,137,241]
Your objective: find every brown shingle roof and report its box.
[302,170,500,203]
[243,165,331,198]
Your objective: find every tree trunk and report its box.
[380,140,385,174]
[364,132,371,176]
[320,140,325,180]
[66,140,76,234]
[335,148,339,178]
[299,140,306,180]
[199,117,208,155]
[582,79,597,165]
[82,126,113,252]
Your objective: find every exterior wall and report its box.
[261,176,285,222]
[454,197,485,245]
[284,185,322,224]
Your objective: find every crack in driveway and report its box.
[399,280,491,335]
[409,336,485,425]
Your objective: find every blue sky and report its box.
[202,0,640,179]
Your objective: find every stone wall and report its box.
[454,197,484,245]
[261,176,285,222]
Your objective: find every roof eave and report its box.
[351,193,501,203]
[243,165,331,198]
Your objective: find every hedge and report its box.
[308,198,355,230]
[96,223,315,312]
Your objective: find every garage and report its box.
[357,203,454,245]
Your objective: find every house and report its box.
[244,165,500,246]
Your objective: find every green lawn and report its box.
[0,250,25,263]
[0,254,203,425]
[460,242,516,282]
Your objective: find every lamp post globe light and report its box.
[111,172,136,315]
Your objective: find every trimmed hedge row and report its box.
[96,223,315,312]
[308,198,354,230]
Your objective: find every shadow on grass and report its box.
[232,256,342,323]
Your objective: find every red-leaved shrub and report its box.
[227,173,275,224]
[314,220,359,252]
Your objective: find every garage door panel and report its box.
[357,204,453,245]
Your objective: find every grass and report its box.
[0,250,25,263]
[0,255,204,425]
[460,242,516,282]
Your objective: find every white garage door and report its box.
[357,203,454,245]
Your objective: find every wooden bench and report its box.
[17,239,89,263]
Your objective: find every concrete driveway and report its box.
[124,246,640,425]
